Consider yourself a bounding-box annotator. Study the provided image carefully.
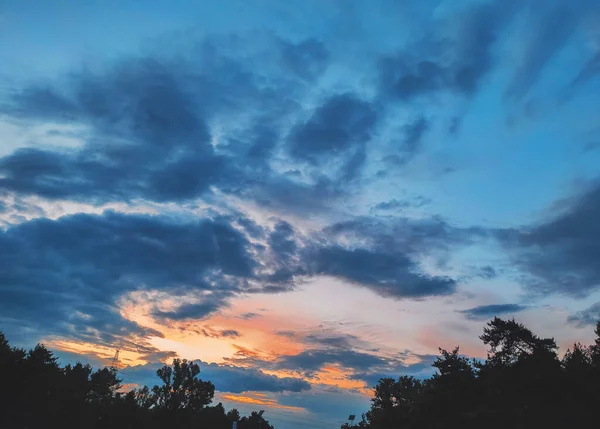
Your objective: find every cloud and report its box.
[567,302,600,327]
[478,266,498,279]
[277,349,388,373]
[378,0,520,100]
[322,216,484,256]
[350,353,438,387]
[397,116,429,164]
[0,211,256,346]
[239,312,260,320]
[0,32,340,209]
[374,199,411,211]
[570,52,600,89]
[280,38,329,81]
[268,220,298,260]
[304,333,364,350]
[300,214,489,298]
[287,93,377,179]
[152,299,228,322]
[507,1,589,98]
[1,58,224,203]
[198,327,242,339]
[459,304,528,320]
[373,195,431,212]
[274,387,370,424]
[122,360,311,394]
[500,181,600,296]
[200,362,311,393]
[273,346,438,389]
[304,245,456,298]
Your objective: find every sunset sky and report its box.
[1,0,600,427]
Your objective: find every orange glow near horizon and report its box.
[47,339,148,367]
[220,393,305,412]
[43,280,508,404]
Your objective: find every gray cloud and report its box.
[500,181,600,296]
[0,211,256,347]
[287,93,377,179]
[239,312,260,320]
[398,116,429,164]
[277,349,389,373]
[374,199,412,211]
[459,304,529,320]
[567,302,600,327]
[152,299,229,322]
[379,0,521,100]
[373,195,431,212]
[478,265,498,279]
[304,245,456,298]
[122,360,310,394]
[304,333,367,351]
[570,52,600,90]
[350,353,438,387]
[280,38,329,81]
[0,33,339,210]
[507,1,588,99]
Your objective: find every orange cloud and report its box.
[221,393,305,412]
[47,339,148,367]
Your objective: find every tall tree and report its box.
[152,358,215,413]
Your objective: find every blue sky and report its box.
[1,0,600,427]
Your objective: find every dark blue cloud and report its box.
[1,57,222,203]
[122,360,311,394]
[0,34,337,207]
[152,300,227,322]
[304,334,362,350]
[459,304,528,320]
[274,346,438,388]
[0,211,256,346]
[350,354,438,387]
[379,0,520,100]
[570,52,600,90]
[392,116,430,164]
[239,312,260,320]
[374,199,412,211]
[280,38,329,81]
[277,349,388,373]
[478,265,498,279]
[200,362,311,393]
[268,221,297,259]
[567,302,600,327]
[287,93,376,178]
[298,215,495,298]
[305,245,456,298]
[500,181,600,296]
[506,1,589,99]
[217,330,241,339]
[323,216,485,257]
[372,196,431,212]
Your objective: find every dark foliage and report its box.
[351,317,600,429]
[0,332,273,429]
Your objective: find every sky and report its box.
[1,0,600,427]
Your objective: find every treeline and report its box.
[0,332,271,429]
[349,318,600,429]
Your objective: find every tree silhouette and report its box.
[238,411,274,429]
[152,358,215,412]
[0,333,269,429]
[227,408,241,421]
[351,317,600,429]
